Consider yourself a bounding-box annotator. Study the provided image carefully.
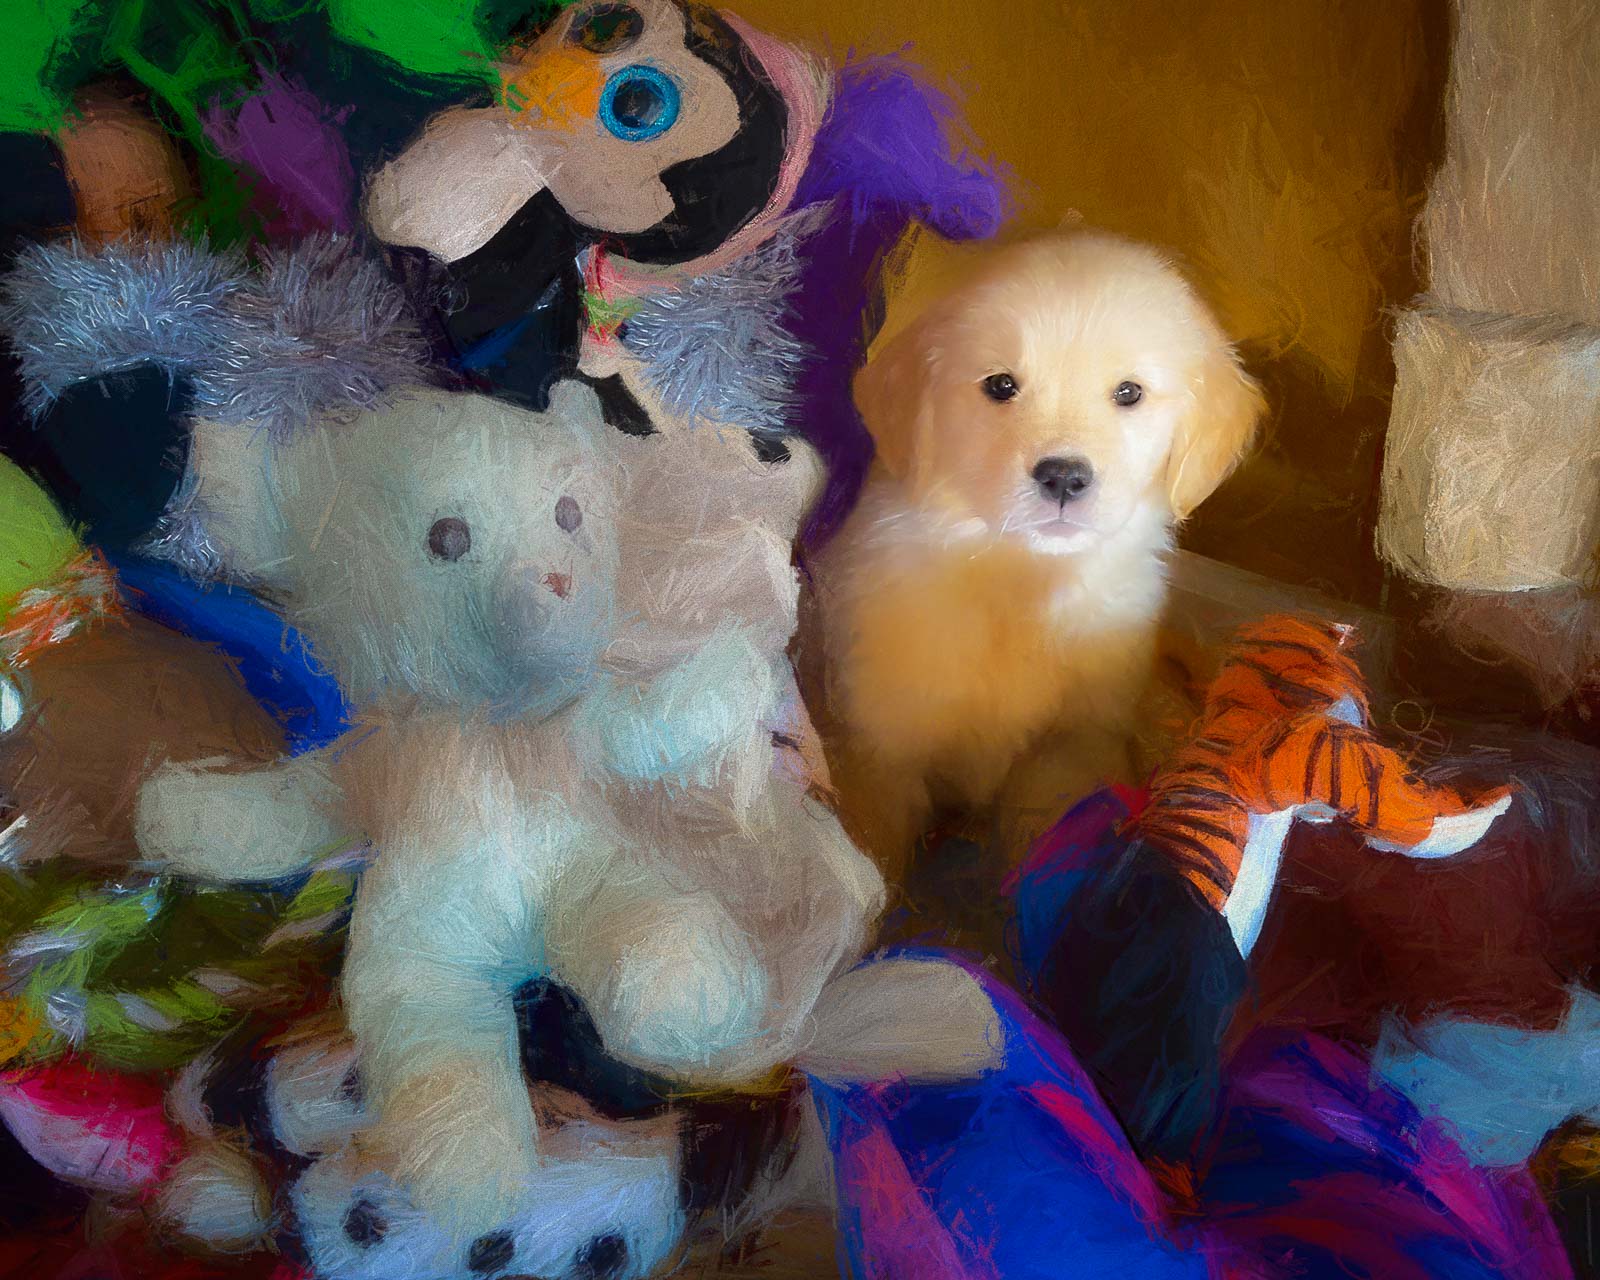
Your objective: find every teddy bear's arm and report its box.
[134,750,354,883]
[585,624,781,788]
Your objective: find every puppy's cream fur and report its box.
[807,230,1265,879]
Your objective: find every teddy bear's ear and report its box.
[183,419,287,586]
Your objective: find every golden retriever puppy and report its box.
[804,229,1265,883]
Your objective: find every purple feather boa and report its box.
[788,53,1011,546]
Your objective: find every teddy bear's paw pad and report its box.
[467,1229,515,1273]
[294,1120,684,1280]
[342,1197,388,1247]
[573,1232,630,1277]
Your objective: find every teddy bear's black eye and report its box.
[555,496,582,533]
[982,372,1019,402]
[427,517,472,562]
[1112,380,1144,407]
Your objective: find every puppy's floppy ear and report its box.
[853,320,934,484]
[1166,343,1265,521]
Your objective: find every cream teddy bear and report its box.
[132,378,881,1246]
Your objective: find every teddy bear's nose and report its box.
[496,566,555,641]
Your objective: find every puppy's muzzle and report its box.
[1031,456,1095,504]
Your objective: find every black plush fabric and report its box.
[514,978,675,1119]
[0,1120,88,1231]
[0,133,75,485]
[3,364,195,551]
[1041,840,1249,1164]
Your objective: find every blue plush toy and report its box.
[799,810,1569,1280]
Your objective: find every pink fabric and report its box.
[836,1118,998,1280]
[1020,1082,1169,1230]
[0,1059,180,1194]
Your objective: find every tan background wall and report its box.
[735,0,1452,604]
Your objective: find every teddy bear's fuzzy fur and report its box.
[124,376,880,1242]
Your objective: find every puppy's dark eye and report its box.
[555,495,583,532]
[569,4,644,53]
[982,372,1019,403]
[1112,380,1144,407]
[427,517,472,562]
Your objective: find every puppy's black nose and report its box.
[575,1233,629,1278]
[1032,456,1095,503]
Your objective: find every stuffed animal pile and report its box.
[0,3,1588,1279]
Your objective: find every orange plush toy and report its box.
[1020,614,1517,1162]
[1139,615,1515,956]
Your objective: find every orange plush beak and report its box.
[499,45,607,127]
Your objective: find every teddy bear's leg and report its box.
[731,802,885,1062]
[134,751,351,883]
[554,799,883,1090]
[339,849,542,1242]
[548,864,772,1086]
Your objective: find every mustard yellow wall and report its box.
[734,0,1452,603]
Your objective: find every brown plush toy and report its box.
[0,455,282,866]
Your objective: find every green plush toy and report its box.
[0,453,81,619]
[0,864,356,1070]
[3,0,571,134]
[2,0,574,246]
[3,0,258,240]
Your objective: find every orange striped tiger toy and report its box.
[1136,615,1515,956]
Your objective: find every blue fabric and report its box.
[808,949,1207,1280]
[1003,791,1568,1280]
[1009,789,1136,988]
[456,312,534,374]
[111,555,350,754]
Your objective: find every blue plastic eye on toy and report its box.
[599,65,681,141]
